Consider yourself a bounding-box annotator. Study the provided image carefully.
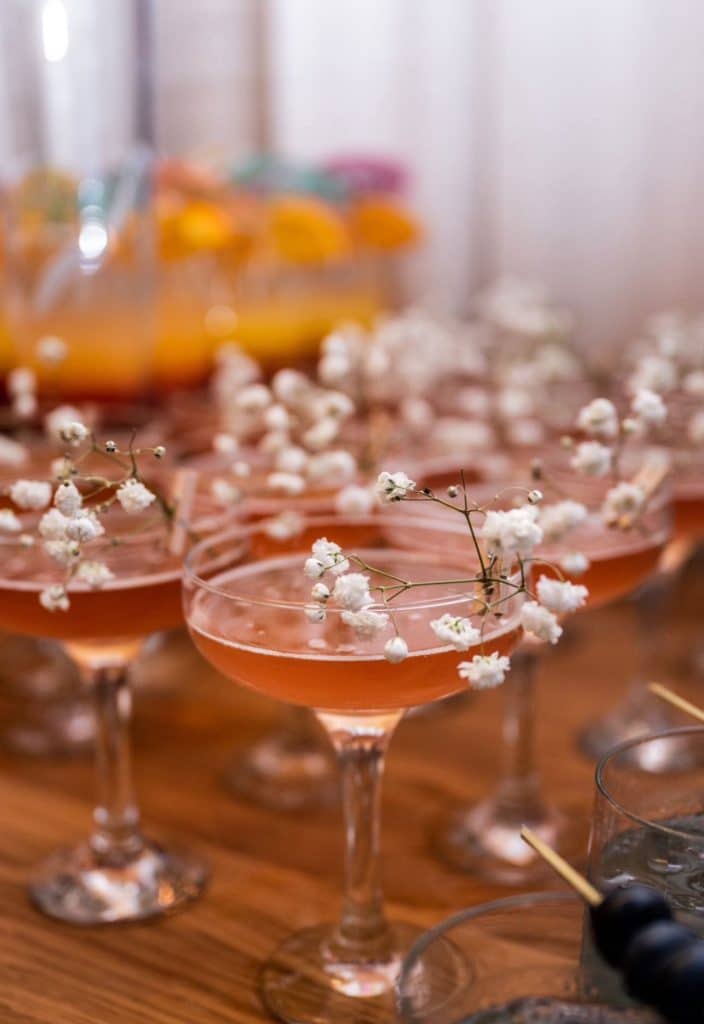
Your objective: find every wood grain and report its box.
[0,582,698,1023]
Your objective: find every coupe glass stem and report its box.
[493,646,546,823]
[317,710,402,959]
[70,647,144,865]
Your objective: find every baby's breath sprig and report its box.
[0,416,173,613]
[301,470,589,691]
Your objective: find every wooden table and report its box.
[0,592,696,1023]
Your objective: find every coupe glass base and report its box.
[226,734,338,812]
[435,799,584,886]
[29,839,208,924]
[259,921,465,1023]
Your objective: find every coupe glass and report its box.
[0,475,215,923]
[579,442,704,764]
[398,891,660,1023]
[426,456,671,883]
[184,512,525,1021]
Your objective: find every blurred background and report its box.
[1,0,703,397]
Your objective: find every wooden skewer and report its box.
[648,682,704,726]
[520,827,602,907]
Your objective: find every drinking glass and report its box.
[584,728,704,1001]
[0,0,156,401]
[428,456,671,883]
[398,892,660,1023]
[0,474,216,923]
[590,728,704,927]
[184,512,525,1021]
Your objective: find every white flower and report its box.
[335,484,375,517]
[559,551,590,576]
[577,398,619,440]
[233,460,251,478]
[271,368,311,403]
[628,354,677,394]
[13,392,37,420]
[36,335,68,365]
[303,417,340,452]
[275,446,308,475]
[375,471,416,503]
[400,397,434,433]
[505,419,546,447]
[64,511,104,543]
[266,472,306,496]
[311,582,331,602]
[258,430,289,456]
[213,433,239,455]
[458,652,511,689]
[683,371,704,398]
[39,508,70,540]
[497,387,534,419]
[480,505,542,558]
[602,482,646,525]
[19,533,35,547]
[304,538,350,578]
[341,608,389,638]
[631,389,667,428]
[539,501,588,543]
[305,603,326,623]
[10,479,52,510]
[430,614,481,651]
[263,510,304,540]
[76,560,114,588]
[44,539,81,566]
[235,384,272,412]
[520,601,563,644]
[0,436,28,467]
[44,405,84,445]
[59,420,89,447]
[332,573,372,611]
[7,367,36,397]
[313,390,355,421]
[39,584,69,612]
[264,404,291,432]
[570,441,613,477]
[536,575,588,614]
[211,477,241,507]
[384,636,409,663]
[307,450,357,487]
[688,410,704,446]
[116,478,156,513]
[0,509,22,532]
[53,480,82,516]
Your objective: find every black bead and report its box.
[624,920,699,1005]
[590,884,672,967]
[649,941,704,1024]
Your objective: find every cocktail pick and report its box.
[648,682,704,725]
[520,827,704,1024]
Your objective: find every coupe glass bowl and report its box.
[397,892,661,1023]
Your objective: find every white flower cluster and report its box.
[211,347,359,499]
[6,367,38,421]
[479,505,543,559]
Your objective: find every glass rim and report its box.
[183,512,524,614]
[400,890,577,984]
[595,725,704,840]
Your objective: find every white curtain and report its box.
[267,0,704,358]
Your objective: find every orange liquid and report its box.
[187,551,522,711]
[541,532,666,610]
[674,494,704,542]
[0,544,182,644]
